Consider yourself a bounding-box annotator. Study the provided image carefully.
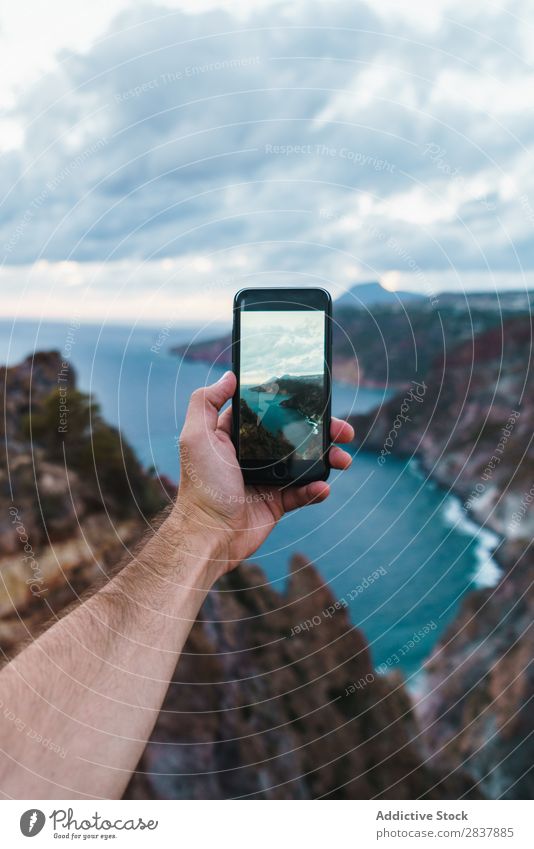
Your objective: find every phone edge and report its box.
[232,287,333,485]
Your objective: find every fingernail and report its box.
[217,370,232,383]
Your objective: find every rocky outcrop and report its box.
[172,333,232,369]
[0,351,481,800]
[126,556,479,800]
[350,317,534,541]
[0,351,171,630]
[419,549,534,800]
[351,315,534,799]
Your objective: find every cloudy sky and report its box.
[1,0,534,324]
[240,310,324,383]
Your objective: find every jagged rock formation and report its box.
[419,546,534,800]
[126,556,479,800]
[0,351,170,636]
[0,352,479,799]
[351,316,534,540]
[351,315,534,799]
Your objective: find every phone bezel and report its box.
[232,287,332,486]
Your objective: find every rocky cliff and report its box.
[351,315,534,799]
[126,556,478,800]
[0,351,479,799]
[0,351,170,635]
[351,316,534,541]
[420,547,533,799]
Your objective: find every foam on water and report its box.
[442,496,502,588]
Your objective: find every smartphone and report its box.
[232,287,332,485]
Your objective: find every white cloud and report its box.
[240,309,325,382]
[2,0,534,323]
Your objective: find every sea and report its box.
[241,382,321,458]
[0,319,500,681]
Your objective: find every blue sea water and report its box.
[0,319,499,678]
[241,384,320,457]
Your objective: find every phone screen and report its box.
[238,309,326,463]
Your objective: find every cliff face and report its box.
[0,351,479,800]
[172,333,233,369]
[351,316,534,540]
[419,550,534,800]
[351,315,534,799]
[126,556,478,800]
[0,351,170,629]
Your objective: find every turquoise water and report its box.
[241,385,319,457]
[0,319,497,677]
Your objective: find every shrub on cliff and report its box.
[22,388,164,519]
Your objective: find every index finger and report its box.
[330,417,354,443]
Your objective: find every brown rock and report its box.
[126,556,479,800]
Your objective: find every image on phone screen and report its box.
[238,309,326,462]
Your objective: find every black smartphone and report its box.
[232,287,332,486]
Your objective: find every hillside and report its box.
[335,280,424,309]
[126,555,478,800]
[0,351,171,629]
[249,375,324,421]
[172,291,531,388]
[350,315,534,798]
[239,397,295,460]
[0,350,479,799]
[350,316,534,539]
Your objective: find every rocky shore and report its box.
[350,317,534,541]
[350,315,534,799]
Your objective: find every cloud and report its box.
[240,309,325,382]
[1,0,534,323]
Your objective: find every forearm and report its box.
[0,511,221,799]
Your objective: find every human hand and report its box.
[174,371,354,575]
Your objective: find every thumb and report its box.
[186,371,236,433]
